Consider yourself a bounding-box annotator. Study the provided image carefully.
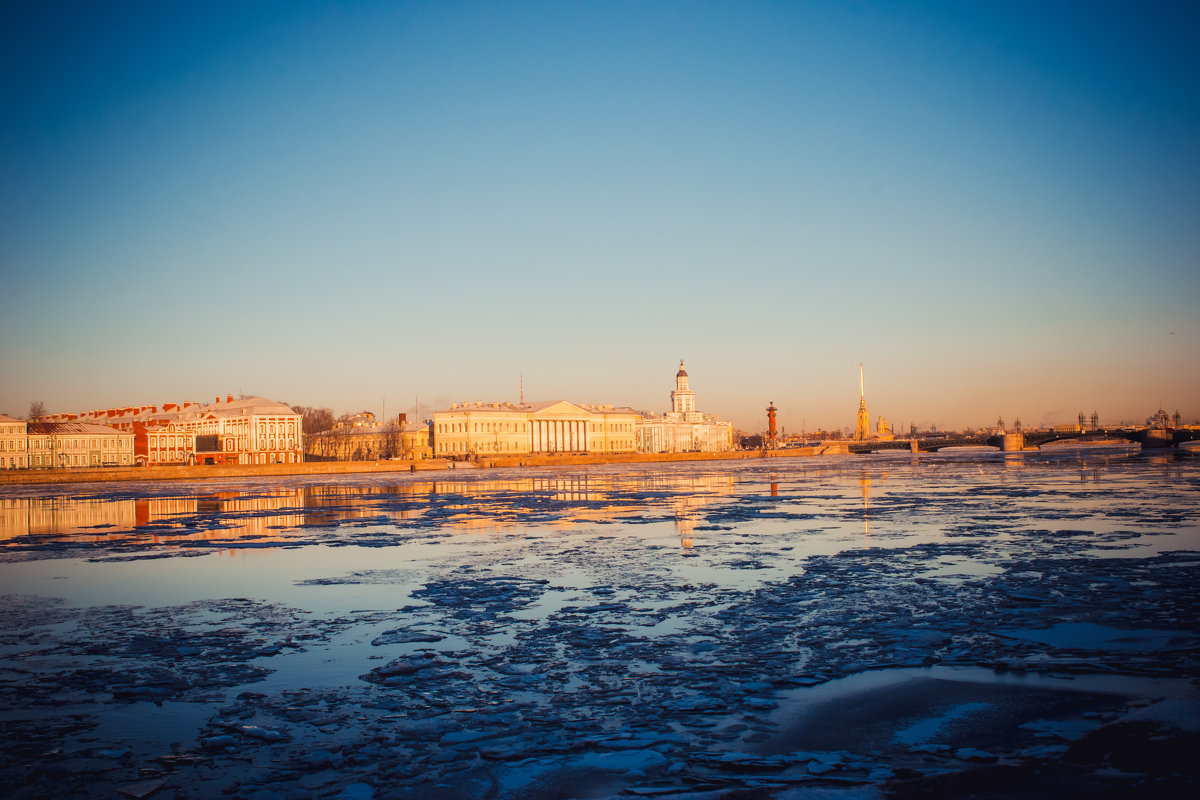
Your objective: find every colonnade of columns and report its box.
[530,418,589,453]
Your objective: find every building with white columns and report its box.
[432,400,639,457]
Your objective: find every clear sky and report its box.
[2,1,1197,433]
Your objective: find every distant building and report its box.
[305,414,433,461]
[0,414,28,469]
[3,414,136,470]
[335,411,377,429]
[47,395,303,465]
[635,362,734,453]
[401,417,434,459]
[1147,409,1171,429]
[26,422,134,468]
[432,400,640,457]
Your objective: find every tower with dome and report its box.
[637,360,734,452]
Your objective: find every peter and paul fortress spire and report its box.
[854,363,870,442]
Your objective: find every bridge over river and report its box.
[847,427,1199,454]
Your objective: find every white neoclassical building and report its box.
[432,400,640,457]
[636,361,734,453]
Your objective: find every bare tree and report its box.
[380,423,402,460]
[27,400,46,420]
[291,405,335,435]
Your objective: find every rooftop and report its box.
[28,421,130,435]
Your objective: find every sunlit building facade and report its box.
[304,414,433,462]
[432,400,640,456]
[24,422,135,468]
[635,362,734,453]
[0,414,28,469]
[46,395,303,465]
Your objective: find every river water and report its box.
[1,447,1197,799]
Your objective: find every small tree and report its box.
[27,400,46,420]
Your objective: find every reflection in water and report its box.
[2,450,1188,561]
[0,491,309,548]
[0,473,737,550]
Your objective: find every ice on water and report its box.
[0,449,1197,798]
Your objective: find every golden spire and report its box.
[854,363,870,442]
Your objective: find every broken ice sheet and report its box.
[0,453,1197,798]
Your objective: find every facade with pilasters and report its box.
[432,400,639,457]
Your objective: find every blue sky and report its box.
[2,1,1197,432]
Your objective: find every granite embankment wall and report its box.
[0,445,848,487]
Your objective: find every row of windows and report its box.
[146,436,298,451]
[436,440,636,454]
[4,453,133,468]
[436,420,637,435]
[437,422,529,434]
[2,438,131,451]
[150,435,197,449]
[251,453,298,464]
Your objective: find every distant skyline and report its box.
[2,1,1197,432]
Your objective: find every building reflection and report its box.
[860,472,871,545]
[0,473,737,548]
[0,491,307,548]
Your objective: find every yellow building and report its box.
[0,414,28,469]
[26,422,135,468]
[305,418,434,461]
[401,419,434,459]
[433,400,640,457]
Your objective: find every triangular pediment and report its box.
[529,400,590,418]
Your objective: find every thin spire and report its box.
[859,363,865,402]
